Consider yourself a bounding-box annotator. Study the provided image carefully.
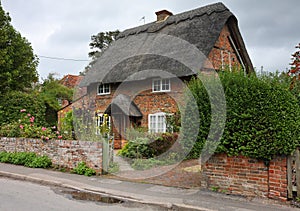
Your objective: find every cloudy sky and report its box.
[2,0,299,80]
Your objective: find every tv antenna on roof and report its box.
[140,16,145,25]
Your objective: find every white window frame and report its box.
[97,83,110,95]
[95,113,111,135]
[148,112,167,133]
[152,78,171,92]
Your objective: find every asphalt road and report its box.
[0,177,164,211]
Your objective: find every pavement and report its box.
[0,163,297,211]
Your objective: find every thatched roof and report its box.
[105,94,142,117]
[81,2,253,87]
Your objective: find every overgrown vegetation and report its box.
[0,109,63,140]
[117,131,181,170]
[186,71,300,161]
[72,161,96,176]
[0,151,52,168]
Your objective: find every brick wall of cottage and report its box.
[202,153,288,201]
[0,137,102,173]
[92,78,184,148]
[207,24,241,71]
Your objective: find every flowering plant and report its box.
[0,109,63,141]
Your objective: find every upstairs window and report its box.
[98,83,110,95]
[152,78,170,92]
[148,112,166,133]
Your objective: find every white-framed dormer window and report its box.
[148,112,167,133]
[152,78,170,92]
[98,83,110,95]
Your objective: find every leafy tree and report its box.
[0,3,38,96]
[289,43,300,77]
[38,73,73,126]
[88,30,120,59]
[81,30,120,75]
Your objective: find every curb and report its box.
[0,170,214,211]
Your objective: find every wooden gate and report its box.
[287,148,300,199]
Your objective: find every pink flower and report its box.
[27,113,31,117]
[41,136,44,139]
[52,126,56,129]
[56,131,60,134]
[19,125,24,129]
[45,137,49,140]
[30,116,35,123]
[20,109,26,113]
[42,127,47,131]
[58,135,63,139]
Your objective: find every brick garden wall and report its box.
[0,137,102,172]
[201,153,288,201]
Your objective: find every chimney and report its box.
[155,10,173,22]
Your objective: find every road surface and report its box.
[0,177,164,211]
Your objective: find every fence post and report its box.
[287,155,293,199]
[296,149,300,196]
[102,135,109,174]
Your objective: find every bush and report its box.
[186,71,300,161]
[72,161,96,176]
[0,151,52,168]
[118,137,154,159]
[0,91,46,127]
[148,133,180,156]
[0,109,63,141]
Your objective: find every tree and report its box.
[38,73,73,126]
[81,30,120,75]
[0,3,38,96]
[289,43,300,77]
[287,43,300,100]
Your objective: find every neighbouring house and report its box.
[73,2,253,148]
[57,74,86,129]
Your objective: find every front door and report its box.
[112,113,128,149]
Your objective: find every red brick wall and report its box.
[92,78,185,148]
[202,153,288,201]
[207,24,241,70]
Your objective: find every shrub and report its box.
[0,109,63,141]
[118,137,154,159]
[0,91,46,127]
[72,161,96,176]
[148,133,180,156]
[0,151,52,168]
[186,71,300,161]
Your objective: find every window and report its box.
[95,113,111,135]
[148,112,166,133]
[152,78,170,92]
[98,83,110,95]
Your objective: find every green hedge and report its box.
[186,71,300,161]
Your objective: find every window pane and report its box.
[161,79,170,91]
[104,84,110,93]
[98,84,110,94]
[153,80,161,92]
[99,85,103,94]
[149,115,156,133]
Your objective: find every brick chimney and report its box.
[155,10,173,22]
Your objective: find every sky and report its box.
[2,0,299,80]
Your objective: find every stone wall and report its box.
[0,137,102,172]
[202,153,288,201]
